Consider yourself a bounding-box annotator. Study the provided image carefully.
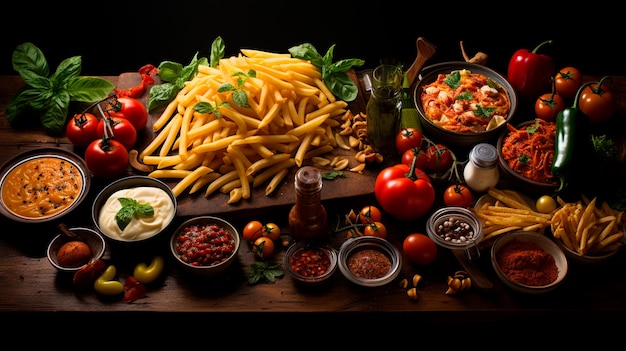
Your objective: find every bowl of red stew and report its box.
[414,61,517,148]
[496,118,559,195]
[337,236,402,287]
[284,241,338,286]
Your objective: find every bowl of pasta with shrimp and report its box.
[496,118,560,194]
[414,62,517,148]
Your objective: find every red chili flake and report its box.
[289,248,331,277]
[347,249,391,279]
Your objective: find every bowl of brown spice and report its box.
[491,231,568,294]
[337,236,402,287]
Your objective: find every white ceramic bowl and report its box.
[92,175,177,245]
[170,216,241,277]
[47,226,106,273]
[337,236,402,287]
[414,61,517,148]
[491,231,567,294]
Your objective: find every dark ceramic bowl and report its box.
[414,61,517,148]
[47,226,106,273]
[496,119,559,195]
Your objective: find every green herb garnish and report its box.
[456,91,472,101]
[525,121,540,134]
[474,105,496,118]
[244,260,284,284]
[115,198,154,231]
[322,171,346,180]
[444,71,461,89]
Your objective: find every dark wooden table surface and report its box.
[2,73,626,332]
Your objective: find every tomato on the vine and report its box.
[253,236,275,259]
[395,127,423,155]
[578,76,616,125]
[263,222,281,241]
[555,66,583,100]
[359,205,382,224]
[535,92,565,122]
[243,220,264,242]
[66,112,99,148]
[97,116,137,150]
[401,147,430,171]
[364,222,387,239]
[443,184,473,208]
[84,138,129,179]
[107,96,149,132]
[374,163,435,221]
[403,233,437,265]
[426,144,453,173]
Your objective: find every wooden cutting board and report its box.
[118,71,380,219]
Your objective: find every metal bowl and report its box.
[414,61,517,148]
[337,236,402,287]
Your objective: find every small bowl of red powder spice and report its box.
[338,236,402,287]
[491,231,567,294]
[284,241,338,286]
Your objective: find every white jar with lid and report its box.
[463,143,499,193]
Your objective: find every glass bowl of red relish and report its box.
[284,241,338,286]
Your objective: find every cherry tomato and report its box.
[84,138,129,179]
[401,147,430,171]
[534,92,565,122]
[426,144,453,173]
[403,233,437,265]
[364,222,387,239]
[395,127,423,155]
[578,76,616,125]
[66,112,99,148]
[443,184,473,208]
[554,66,583,100]
[97,116,137,150]
[253,236,275,259]
[536,195,557,214]
[243,220,264,242]
[108,96,149,131]
[263,222,281,241]
[358,205,382,224]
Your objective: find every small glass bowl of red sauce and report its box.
[338,236,402,287]
[284,241,338,286]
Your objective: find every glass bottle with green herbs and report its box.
[366,64,403,159]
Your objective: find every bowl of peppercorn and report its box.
[491,230,568,294]
[284,241,338,286]
[426,206,483,251]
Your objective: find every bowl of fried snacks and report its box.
[414,61,517,148]
[550,195,624,264]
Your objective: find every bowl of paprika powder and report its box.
[491,231,567,294]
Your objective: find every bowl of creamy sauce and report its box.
[92,176,177,243]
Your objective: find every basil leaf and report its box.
[325,73,358,102]
[40,92,70,134]
[115,197,155,231]
[51,56,82,85]
[66,76,115,102]
[135,203,154,217]
[210,36,225,68]
[11,42,49,83]
[116,206,134,231]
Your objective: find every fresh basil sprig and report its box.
[288,43,364,102]
[115,197,154,231]
[7,42,115,134]
[148,36,224,112]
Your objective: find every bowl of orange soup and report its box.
[0,148,91,223]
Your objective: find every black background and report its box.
[1,2,623,77]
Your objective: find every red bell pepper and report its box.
[507,40,555,102]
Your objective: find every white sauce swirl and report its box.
[98,186,175,241]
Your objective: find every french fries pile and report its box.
[137,49,371,204]
[471,188,552,242]
[551,195,625,255]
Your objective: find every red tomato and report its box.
[555,66,583,100]
[263,222,281,241]
[426,144,453,173]
[108,96,149,131]
[403,233,437,265]
[84,138,129,179]
[395,127,423,155]
[364,222,387,239]
[97,117,137,150]
[578,77,616,125]
[243,220,264,242]
[443,184,473,207]
[374,163,435,221]
[359,205,382,224]
[401,147,430,171]
[253,236,275,259]
[65,112,99,148]
[534,93,565,122]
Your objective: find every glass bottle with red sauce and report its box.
[288,166,328,241]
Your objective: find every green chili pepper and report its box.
[551,87,590,193]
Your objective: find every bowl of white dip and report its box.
[92,176,177,245]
